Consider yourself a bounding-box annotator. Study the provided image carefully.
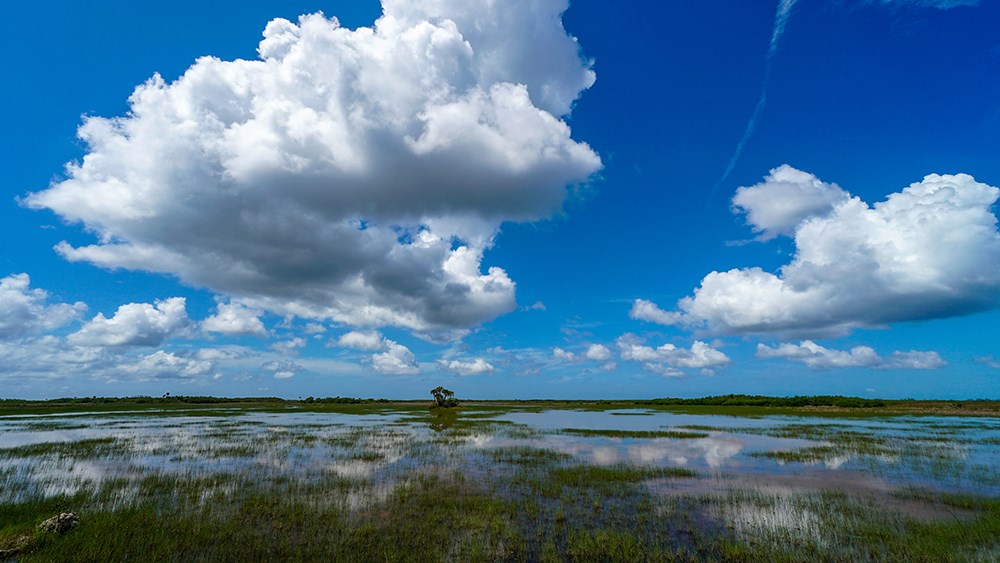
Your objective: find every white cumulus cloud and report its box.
[616,334,730,376]
[584,343,612,361]
[335,330,386,351]
[756,341,946,370]
[553,343,613,363]
[372,340,420,375]
[69,297,191,347]
[269,337,306,355]
[303,323,326,334]
[25,0,600,335]
[201,301,267,337]
[552,347,577,361]
[119,350,215,379]
[0,273,87,339]
[333,330,421,375]
[646,168,1000,337]
[438,357,494,375]
[262,359,305,379]
[732,164,850,240]
[630,299,679,325]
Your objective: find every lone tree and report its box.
[430,386,459,409]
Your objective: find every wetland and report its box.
[1,399,999,561]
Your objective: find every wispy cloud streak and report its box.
[709,0,798,203]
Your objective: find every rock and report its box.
[0,534,33,558]
[38,512,80,534]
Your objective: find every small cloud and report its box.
[304,323,326,334]
[120,350,214,379]
[553,347,577,362]
[523,301,547,312]
[584,343,613,361]
[617,333,730,376]
[269,337,306,355]
[262,359,304,379]
[371,340,419,375]
[629,299,679,326]
[438,357,495,376]
[642,363,684,378]
[201,301,267,337]
[553,343,615,365]
[732,165,849,240]
[196,347,250,361]
[334,330,385,351]
[756,341,945,370]
[976,355,1000,369]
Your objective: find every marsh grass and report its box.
[2,463,701,561]
[706,488,1000,562]
[548,464,698,488]
[13,421,91,431]
[0,438,129,459]
[719,421,1000,492]
[487,446,573,466]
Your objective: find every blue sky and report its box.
[2,0,998,399]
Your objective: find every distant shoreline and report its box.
[2,394,998,418]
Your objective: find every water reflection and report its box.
[2,407,999,504]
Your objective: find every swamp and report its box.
[1,398,998,561]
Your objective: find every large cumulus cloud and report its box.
[638,167,1000,337]
[69,298,192,347]
[25,0,600,334]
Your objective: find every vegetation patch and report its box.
[549,464,697,487]
[637,394,888,408]
[0,437,128,459]
[486,446,572,466]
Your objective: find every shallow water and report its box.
[2,407,998,505]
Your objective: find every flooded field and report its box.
[2,405,999,561]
